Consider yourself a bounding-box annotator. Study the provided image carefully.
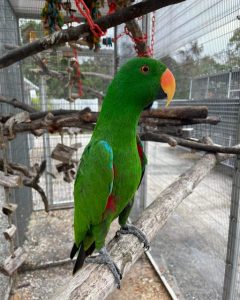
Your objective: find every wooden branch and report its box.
[3,225,17,241]
[0,159,49,212]
[0,106,209,137]
[0,96,37,113]
[31,68,112,81]
[81,86,104,99]
[0,172,22,188]
[23,161,49,212]
[0,96,208,122]
[0,247,27,276]
[126,20,148,55]
[52,147,231,300]
[115,0,148,55]
[2,203,18,216]
[141,106,208,120]
[140,132,240,155]
[81,72,113,80]
[140,116,220,127]
[0,0,185,68]
[30,66,104,99]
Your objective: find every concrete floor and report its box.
[13,210,170,300]
[141,142,233,300]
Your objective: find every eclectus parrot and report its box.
[70,57,176,286]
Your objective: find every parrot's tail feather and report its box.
[85,242,95,256]
[73,242,86,275]
[70,243,79,259]
[72,242,96,275]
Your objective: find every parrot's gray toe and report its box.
[85,247,122,288]
[117,224,150,251]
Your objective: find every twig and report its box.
[23,161,49,212]
[51,147,233,300]
[0,0,185,69]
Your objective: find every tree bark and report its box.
[140,132,240,155]
[141,106,208,119]
[0,0,185,69]
[51,149,232,300]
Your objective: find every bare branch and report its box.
[81,72,113,80]
[0,0,185,69]
[140,132,240,155]
[0,96,37,113]
[141,106,208,120]
[23,161,49,212]
[140,116,220,127]
[0,159,49,212]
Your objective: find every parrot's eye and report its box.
[140,65,150,73]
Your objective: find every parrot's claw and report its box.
[85,247,122,288]
[116,224,150,251]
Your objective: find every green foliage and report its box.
[31,97,41,110]
[227,28,240,66]
[20,19,114,100]
[161,41,228,99]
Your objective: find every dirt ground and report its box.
[13,209,170,300]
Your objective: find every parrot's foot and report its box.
[116,224,150,251]
[85,247,122,288]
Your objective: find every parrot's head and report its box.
[110,57,176,112]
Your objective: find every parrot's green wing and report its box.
[73,140,114,248]
[118,135,147,226]
[71,140,114,273]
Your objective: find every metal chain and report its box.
[149,12,156,57]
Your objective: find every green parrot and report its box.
[70,57,176,286]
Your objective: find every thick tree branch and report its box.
[140,116,220,127]
[0,102,209,122]
[141,106,208,119]
[52,147,233,300]
[0,106,210,137]
[0,0,185,69]
[140,132,240,155]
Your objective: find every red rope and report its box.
[107,0,117,14]
[74,0,106,38]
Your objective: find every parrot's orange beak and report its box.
[160,68,176,107]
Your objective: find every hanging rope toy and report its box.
[107,0,117,15]
[74,0,106,51]
[41,0,64,35]
[66,49,83,101]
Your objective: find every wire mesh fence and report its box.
[0,0,240,299]
[18,17,115,209]
[150,1,240,299]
